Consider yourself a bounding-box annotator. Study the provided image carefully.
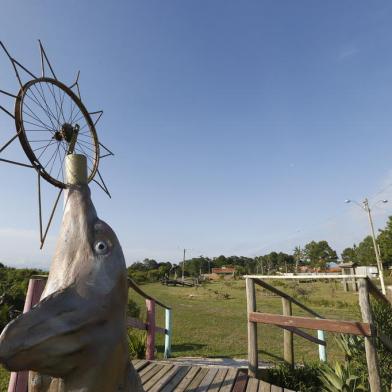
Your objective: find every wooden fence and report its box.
[7,276,172,392]
[245,276,392,392]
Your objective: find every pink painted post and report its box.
[145,299,156,360]
[7,278,46,392]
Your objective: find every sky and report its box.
[1,1,392,269]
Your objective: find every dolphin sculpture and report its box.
[0,160,143,391]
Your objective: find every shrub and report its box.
[264,363,322,392]
[318,361,367,391]
[127,329,146,359]
[128,298,141,319]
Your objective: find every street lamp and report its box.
[345,198,388,294]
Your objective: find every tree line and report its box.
[128,215,392,282]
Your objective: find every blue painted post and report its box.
[164,308,172,358]
[318,330,327,362]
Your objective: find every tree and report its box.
[378,216,392,267]
[293,246,305,272]
[341,246,357,263]
[303,240,337,269]
[142,258,158,270]
[355,236,376,266]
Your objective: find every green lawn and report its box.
[0,278,376,390]
[0,366,9,391]
[130,279,363,362]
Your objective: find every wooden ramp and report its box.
[132,360,295,392]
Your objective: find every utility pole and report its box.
[182,248,186,281]
[363,198,386,295]
[345,198,387,295]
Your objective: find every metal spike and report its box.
[89,110,103,126]
[0,158,34,168]
[98,141,114,158]
[0,41,37,87]
[38,40,57,80]
[93,169,111,198]
[0,105,15,119]
[69,71,80,89]
[0,130,21,153]
[40,187,63,249]
[0,89,17,99]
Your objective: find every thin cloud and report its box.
[338,47,360,61]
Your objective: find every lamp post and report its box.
[345,198,387,294]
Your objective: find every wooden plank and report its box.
[283,388,296,392]
[144,365,174,391]
[246,377,258,392]
[142,364,164,384]
[367,278,392,306]
[232,370,248,392]
[149,366,181,392]
[258,380,271,392]
[281,325,325,346]
[160,366,191,392]
[270,385,282,392]
[173,366,201,392]
[244,274,367,280]
[358,279,381,392]
[249,312,371,336]
[185,368,209,391]
[134,360,149,371]
[207,368,227,392]
[156,326,166,335]
[219,368,238,392]
[128,277,171,309]
[252,278,323,319]
[127,316,147,330]
[246,278,258,378]
[194,368,219,392]
[282,298,294,366]
[139,362,156,377]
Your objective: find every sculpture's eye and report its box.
[94,240,109,255]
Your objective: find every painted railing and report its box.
[245,276,392,392]
[7,275,172,392]
[127,277,172,360]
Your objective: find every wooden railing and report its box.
[7,275,172,392]
[245,276,392,392]
[127,277,172,360]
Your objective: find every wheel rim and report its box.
[15,77,99,188]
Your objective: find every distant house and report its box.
[205,266,236,280]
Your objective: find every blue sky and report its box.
[1,1,392,268]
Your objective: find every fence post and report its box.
[358,278,381,392]
[282,298,294,366]
[164,308,172,359]
[146,299,156,360]
[246,278,258,378]
[317,330,327,362]
[8,278,46,392]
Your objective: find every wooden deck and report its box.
[132,360,295,392]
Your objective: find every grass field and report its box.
[130,278,364,362]
[0,277,384,390]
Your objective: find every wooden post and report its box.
[358,279,381,392]
[246,278,258,377]
[386,286,392,304]
[8,278,46,392]
[282,298,294,366]
[351,268,358,292]
[146,299,156,360]
[164,308,172,359]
